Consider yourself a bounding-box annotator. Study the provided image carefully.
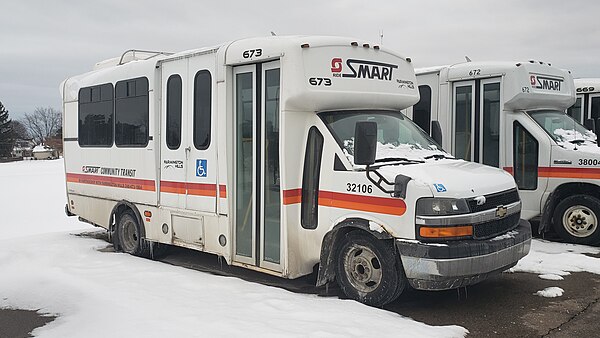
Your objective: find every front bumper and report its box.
[396,219,532,290]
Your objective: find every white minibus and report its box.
[407,61,600,245]
[62,37,530,306]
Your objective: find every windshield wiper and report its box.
[423,154,455,160]
[568,139,586,144]
[374,157,424,164]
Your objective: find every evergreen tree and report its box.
[0,101,14,157]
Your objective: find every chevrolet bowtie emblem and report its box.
[495,205,508,218]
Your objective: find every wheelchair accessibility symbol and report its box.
[196,159,207,177]
[433,183,446,192]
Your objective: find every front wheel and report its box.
[552,195,600,245]
[335,231,406,307]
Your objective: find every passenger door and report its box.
[160,60,188,210]
[185,58,218,214]
[452,78,502,167]
[233,61,282,272]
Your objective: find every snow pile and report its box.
[534,287,564,298]
[490,230,518,241]
[538,274,564,281]
[32,144,54,153]
[0,160,468,338]
[369,221,384,233]
[553,128,596,144]
[508,239,600,277]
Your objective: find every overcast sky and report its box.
[1,0,598,118]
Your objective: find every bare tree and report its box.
[22,107,62,144]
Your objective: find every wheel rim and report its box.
[121,218,139,253]
[342,244,383,293]
[562,205,598,238]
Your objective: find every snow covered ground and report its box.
[2,159,600,337]
[0,160,467,337]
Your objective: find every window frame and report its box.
[78,83,114,148]
[301,126,324,229]
[413,85,432,134]
[114,77,150,148]
[513,121,539,191]
[193,70,212,150]
[166,74,183,150]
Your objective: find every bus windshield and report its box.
[320,110,447,166]
[528,110,597,145]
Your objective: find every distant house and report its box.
[32,144,58,160]
[11,139,35,159]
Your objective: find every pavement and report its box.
[0,309,55,338]
[2,233,600,337]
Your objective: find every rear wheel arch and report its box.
[109,201,146,248]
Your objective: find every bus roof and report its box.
[574,78,600,94]
[415,60,575,111]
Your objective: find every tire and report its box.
[116,210,157,259]
[552,195,600,245]
[335,231,406,307]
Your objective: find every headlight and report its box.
[416,198,470,216]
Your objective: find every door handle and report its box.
[185,146,191,160]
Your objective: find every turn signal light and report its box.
[419,225,473,238]
[144,211,152,217]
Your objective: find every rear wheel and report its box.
[335,231,406,307]
[116,210,164,258]
[552,195,600,245]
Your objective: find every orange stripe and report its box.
[319,190,406,216]
[282,188,406,216]
[283,188,302,205]
[66,173,155,191]
[160,181,227,198]
[539,167,600,179]
[504,166,600,179]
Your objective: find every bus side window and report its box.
[513,122,538,190]
[78,83,114,147]
[193,70,212,150]
[567,97,582,123]
[413,85,431,134]
[301,127,324,229]
[166,75,182,150]
[591,97,600,121]
[115,77,149,147]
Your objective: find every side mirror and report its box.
[354,121,377,165]
[431,120,443,146]
[585,118,596,133]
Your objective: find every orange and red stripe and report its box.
[66,173,155,191]
[504,166,600,180]
[66,173,227,197]
[160,181,227,198]
[283,188,406,216]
